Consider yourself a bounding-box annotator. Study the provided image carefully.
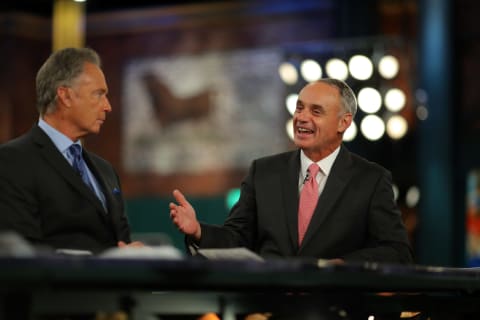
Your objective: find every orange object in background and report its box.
[466,170,480,266]
[198,313,220,320]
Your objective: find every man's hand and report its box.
[117,241,145,248]
[328,258,345,265]
[169,189,201,240]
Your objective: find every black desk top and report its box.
[1,255,480,293]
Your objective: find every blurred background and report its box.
[0,0,477,267]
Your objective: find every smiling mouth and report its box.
[297,127,314,134]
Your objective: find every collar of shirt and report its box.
[38,119,107,210]
[38,119,82,163]
[299,146,341,186]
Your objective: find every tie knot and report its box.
[308,163,320,177]
[69,144,82,158]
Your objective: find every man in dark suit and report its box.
[0,47,142,254]
[170,78,413,264]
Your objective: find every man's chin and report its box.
[89,126,102,135]
[293,137,312,149]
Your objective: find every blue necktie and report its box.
[68,144,95,193]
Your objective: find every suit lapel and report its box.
[282,150,302,251]
[83,150,127,241]
[300,146,353,249]
[32,126,107,216]
[83,152,112,215]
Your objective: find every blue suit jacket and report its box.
[0,125,131,253]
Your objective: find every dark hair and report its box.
[36,47,101,116]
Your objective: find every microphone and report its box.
[303,170,311,184]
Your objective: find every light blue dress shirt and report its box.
[38,119,107,210]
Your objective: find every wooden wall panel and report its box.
[0,15,51,142]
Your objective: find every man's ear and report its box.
[338,113,353,133]
[56,86,71,107]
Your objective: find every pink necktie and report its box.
[298,163,320,245]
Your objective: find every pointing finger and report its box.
[172,189,189,207]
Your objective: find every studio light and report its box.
[279,38,414,143]
[285,93,298,116]
[278,62,298,85]
[325,58,349,81]
[384,88,406,112]
[343,121,357,142]
[300,59,322,82]
[349,55,373,80]
[416,105,429,121]
[392,184,399,201]
[386,115,408,140]
[285,118,294,141]
[358,87,382,114]
[225,188,241,210]
[360,115,385,141]
[415,88,428,104]
[378,55,400,79]
[405,186,420,208]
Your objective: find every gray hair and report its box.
[317,78,357,118]
[36,47,101,116]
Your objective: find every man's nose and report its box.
[295,109,310,121]
[104,97,112,112]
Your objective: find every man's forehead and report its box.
[299,83,339,102]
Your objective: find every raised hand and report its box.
[169,189,202,240]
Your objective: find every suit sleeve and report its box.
[341,169,414,263]
[112,173,131,243]
[197,161,258,249]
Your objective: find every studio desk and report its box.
[1,255,480,320]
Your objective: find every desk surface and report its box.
[1,255,480,293]
[2,256,480,319]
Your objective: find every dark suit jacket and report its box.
[0,125,131,253]
[198,146,413,263]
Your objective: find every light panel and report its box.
[360,115,385,141]
[278,62,298,85]
[349,55,373,80]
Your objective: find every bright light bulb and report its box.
[378,55,399,79]
[406,186,420,207]
[392,184,399,202]
[349,55,373,81]
[285,118,294,141]
[285,94,298,116]
[357,87,382,114]
[300,59,322,82]
[416,105,429,120]
[386,115,408,140]
[384,88,406,112]
[278,62,298,85]
[325,58,348,81]
[360,115,385,141]
[343,121,357,142]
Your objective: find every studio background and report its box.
[0,0,476,267]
